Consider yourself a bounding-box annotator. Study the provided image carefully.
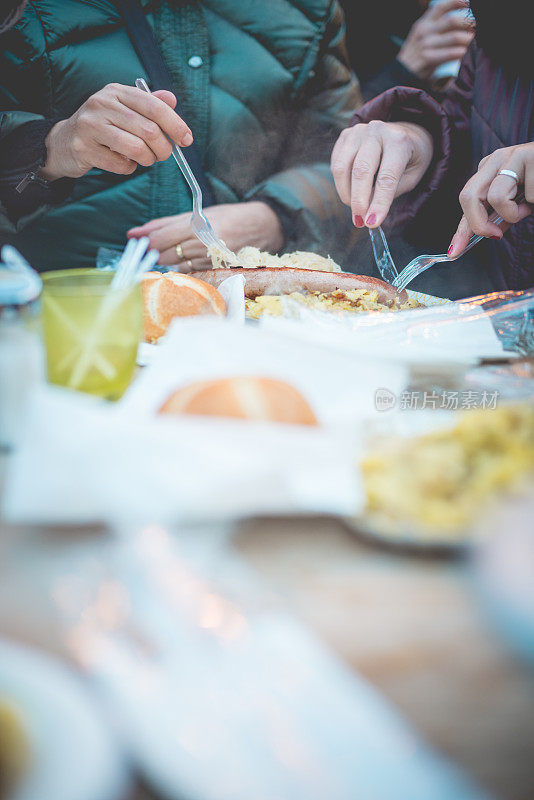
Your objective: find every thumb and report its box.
[152,89,177,109]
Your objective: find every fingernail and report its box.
[365,213,377,226]
[447,244,454,256]
[182,132,193,146]
[490,235,501,241]
[353,214,364,228]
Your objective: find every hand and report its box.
[39,83,193,181]
[331,120,434,228]
[448,143,534,256]
[127,201,284,271]
[398,0,474,80]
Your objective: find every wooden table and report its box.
[236,517,534,800]
[1,444,533,800]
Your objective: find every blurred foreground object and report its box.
[41,269,142,400]
[0,246,43,450]
[361,405,534,539]
[0,698,29,797]
[341,0,473,102]
[160,376,318,426]
[475,491,534,665]
[0,639,128,800]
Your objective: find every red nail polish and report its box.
[366,213,377,226]
[353,214,364,228]
[447,244,454,256]
[490,235,501,241]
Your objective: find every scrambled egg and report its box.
[245,289,419,320]
[362,405,534,537]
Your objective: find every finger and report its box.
[459,152,523,237]
[110,83,193,146]
[157,237,205,266]
[350,130,382,222]
[448,214,473,256]
[436,8,473,32]
[420,46,472,67]
[331,127,363,210]
[96,126,158,167]
[425,30,473,49]
[459,176,503,240]
[366,142,412,227]
[103,105,174,162]
[486,155,527,223]
[147,221,196,253]
[91,145,137,175]
[426,0,469,22]
[165,256,211,272]
[127,216,181,238]
[151,89,177,110]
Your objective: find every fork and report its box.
[135,78,238,265]
[367,226,399,286]
[392,195,526,292]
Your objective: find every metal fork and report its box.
[368,226,399,286]
[392,195,526,292]
[135,78,237,265]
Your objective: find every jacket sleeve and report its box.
[0,9,72,234]
[350,42,476,246]
[245,0,362,263]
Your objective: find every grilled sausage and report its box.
[194,267,408,305]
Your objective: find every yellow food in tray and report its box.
[246,289,420,320]
[0,699,30,797]
[362,405,534,537]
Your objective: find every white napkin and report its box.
[217,273,246,323]
[124,317,408,427]
[137,274,246,366]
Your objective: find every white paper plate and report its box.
[0,639,128,800]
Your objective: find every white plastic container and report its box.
[0,267,44,449]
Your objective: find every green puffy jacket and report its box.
[0,0,360,271]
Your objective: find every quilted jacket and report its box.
[0,0,360,270]
[352,41,534,292]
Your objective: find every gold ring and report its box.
[175,244,184,261]
[185,259,194,271]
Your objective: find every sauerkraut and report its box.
[208,244,342,272]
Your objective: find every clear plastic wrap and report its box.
[261,289,534,364]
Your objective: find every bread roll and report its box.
[159,376,317,426]
[141,271,226,342]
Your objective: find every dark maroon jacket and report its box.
[352,42,534,292]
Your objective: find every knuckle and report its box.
[160,140,173,159]
[459,187,473,205]
[331,158,348,177]
[376,172,398,190]
[141,121,160,141]
[130,139,147,159]
[367,119,384,134]
[71,135,85,156]
[352,161,372,180]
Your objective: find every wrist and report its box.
[397,46,430,80]
[38,120,69,181]
[398,121,434,158]
[250,201,284,251]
